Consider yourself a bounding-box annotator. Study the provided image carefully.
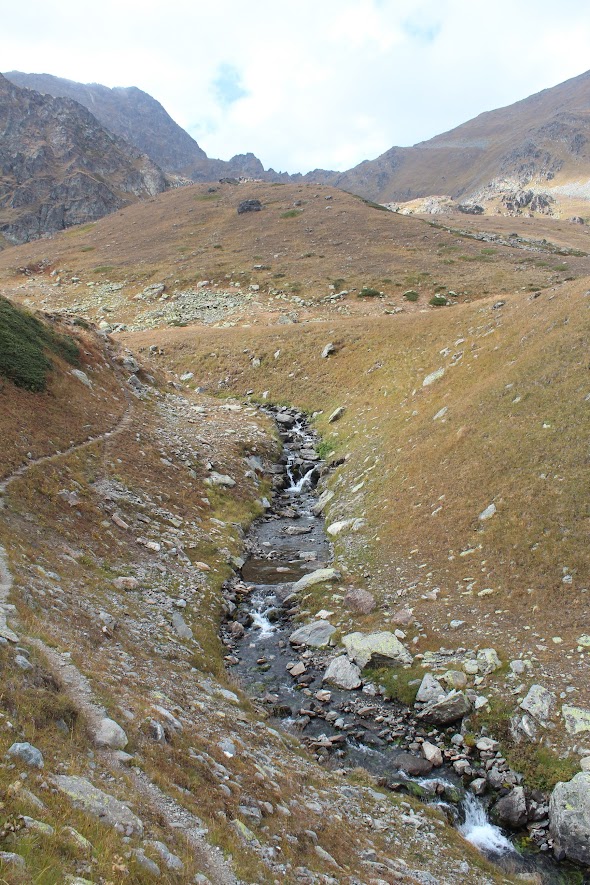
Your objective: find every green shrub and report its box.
[281,209,302,219]
[358,287,382,298]
[429,294,448,307]
[403,290,419,302]
[0,297,79,391]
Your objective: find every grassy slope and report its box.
[0,182,587,329]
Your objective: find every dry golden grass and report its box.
[0,181,587,335]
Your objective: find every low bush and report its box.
[0,296,79,391]
[403,290,419,302]
[429,294,448,307]
[358,287,382,298]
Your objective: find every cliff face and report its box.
[0,74,167,244]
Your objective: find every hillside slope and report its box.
[0,299,511,884]
[0,74,167,246]
[331,69,590,211]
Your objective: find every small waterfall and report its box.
[459,793,515,856]
[286,466,315,494]
[249,591,277,640]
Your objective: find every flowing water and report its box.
[225,408,588,884]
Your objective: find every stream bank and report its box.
[220,406,589,885]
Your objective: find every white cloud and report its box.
[2,0,590,173]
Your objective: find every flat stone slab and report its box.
[291,568,339,594]
[51,775,143,837]
[289,621,336,648]
[562,704,590,735]
[342,631,412,669]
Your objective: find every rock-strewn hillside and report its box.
[0,74,167,245]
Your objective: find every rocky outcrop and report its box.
[0,73,167,244]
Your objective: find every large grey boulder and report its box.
[289,621,336,648]
[342,631,412,669]
[291,568,339,594]
[323,655,362,689]
[51,775,143,837]
[549,772,590,864]
[417,690,472,725]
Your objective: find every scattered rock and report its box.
[6,742,44,769]
[171,612,193,641]
[492,786,528,829]
[291,568,339,594]
[422,741,443,767]
[321,343,336,359]
[343,588,376,614]
[312,489,334,516]
[144,840,184,871]
[328,406,345,423]
[562,704,590,735]
[415,674,447,705]
[422,368,445,387]
[205,472,236,488]
[417,691,472,725]
[394,752,433,776]
[478,503,497,521]
[237,199,262,214]
[520,685,556,726]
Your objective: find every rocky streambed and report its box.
[220,407,590,884]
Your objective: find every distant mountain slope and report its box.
[5,71,208,175]
[4,71,280,183]
[0,73,167,245]
[329,69,590,208]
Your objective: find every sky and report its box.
[3,0,590,174]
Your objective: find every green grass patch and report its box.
[358,287,382,298]
[92,265,115,273]
[79,245,95,252]
[473,697,579,792]
[365,664,423,705]
[0,297,80,391]
[281,209,302,219]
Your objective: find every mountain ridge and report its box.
[0,73,167,245]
